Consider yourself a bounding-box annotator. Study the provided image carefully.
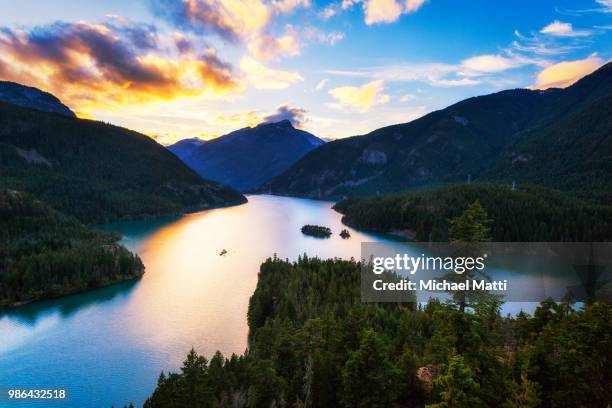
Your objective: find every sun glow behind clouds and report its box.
[0,19,238,114]
[0,0,610,141]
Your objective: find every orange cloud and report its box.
[329,80,390,111]
[151,0,270,41]
[532,55,605,89]
[249,25,302,59]
[151,0,309,59]
[213,111,262,128]
[0,20,238,113]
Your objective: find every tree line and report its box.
[334,183,612,242]
[143,203,611,407]
[144,255,611,407]
[0,190,143,308]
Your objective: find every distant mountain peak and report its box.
[168,120,325,191]
[167,137,207,158]
[0,81,76,117]
[258,119,295,129]
[176,137,206,146]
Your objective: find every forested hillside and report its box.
[144,256,612,408]
[0,100,246,223]
[333,183,612,241]
[0,190,144,308]
[263,62,612,201]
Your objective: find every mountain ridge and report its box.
[0,81,76,117]
[169,119,325,191]
[262,62,612,201]
[167,137,206,158]
[0,99,246,223]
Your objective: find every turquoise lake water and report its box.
[0,194,584,407]
[0,195,400,407]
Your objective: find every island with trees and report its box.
[301,224,332,238]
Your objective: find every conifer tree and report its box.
[428,355,483,408]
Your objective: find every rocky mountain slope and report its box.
[263,62,612,202]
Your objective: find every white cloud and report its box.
[329,80,390,111]
[320,3,338,18]
[399,93,416,102]
[404,0,427,12]
[326,62,480,87]
[342,0,360,9]
[325,31,346,45]
[364,0,402,24]
[326,49,545,88]
[460,54,521,75]
[595,0,612,12]
[434,78,481,86]
[271,0,311,13]
[303,27,346,45]
[540,20,592,37]
[363,0,426,24]
[240,56,304,89]
[315,79,329,91]
[510,29,587,60]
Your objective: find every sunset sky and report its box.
[1,0,611,143]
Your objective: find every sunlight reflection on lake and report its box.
[0,195,397,407]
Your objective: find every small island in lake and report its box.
[340,229,351,239]
[301,224,332,238]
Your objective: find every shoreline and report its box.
[1,272,144,311]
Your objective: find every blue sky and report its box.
[0,0,610,142]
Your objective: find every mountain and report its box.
[263,62,612,202]
[167,137,206,157]
[0,190,144,308]
[0,81,76,117]
[169,120,325,191]
[0,99,246,223]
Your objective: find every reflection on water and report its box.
[1,280,140,325]
[0,195,398,408]
[1,195,584,407]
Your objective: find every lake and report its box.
[0,195,589,407]
[0,195,399,407]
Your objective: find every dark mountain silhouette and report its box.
[263,62,612,202]
[169,120,325,191]
[0,81,76,117]
[0,98,246,223]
